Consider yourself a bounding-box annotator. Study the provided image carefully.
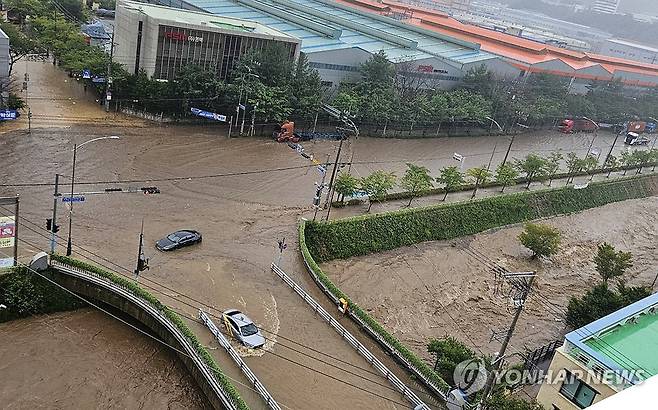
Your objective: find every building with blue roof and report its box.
[119,0,518,88]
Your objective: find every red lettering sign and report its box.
[418,64,433,73]
[164,31,187,41]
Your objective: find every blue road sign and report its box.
[92,77,105,83]
[62,196,85,203]
[190,107,227,122]
[82,69,91,79]
[0,109,18,120]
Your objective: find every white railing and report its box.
[299,252,451,401]
[271,263,431,410]
[199,310,281,410]
[50,260,240,410]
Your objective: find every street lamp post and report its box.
[65,136,120,256]
[583,117,599,158]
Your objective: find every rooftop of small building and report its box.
[119,1,297,39]
[566,291,658,381]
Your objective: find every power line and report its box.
[5,210,436,403]
[0,164,321,188]
[456,238,652,375]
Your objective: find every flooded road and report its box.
[2,60,654,409]
[0,309,208,409]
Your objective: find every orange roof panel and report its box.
[333,0,658,83]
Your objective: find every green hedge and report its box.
[309,174,658,262]
[50,254,249,410]
[0,266,86,323]
[299,222,452,395]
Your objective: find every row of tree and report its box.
[1,1,325,122]
[331,51,658,128]
[7,0,658,129]
[334,149,658,209]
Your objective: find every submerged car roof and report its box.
[225,310,254,326]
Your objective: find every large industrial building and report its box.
[339,0,658,89]
[114,1,300,80]
[599,38,658,65]
[128,0,517,88]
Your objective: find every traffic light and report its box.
[141,187,160,195]
[46,219,60,233]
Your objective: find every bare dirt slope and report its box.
[0,309,208,409]
[321,197,658,361]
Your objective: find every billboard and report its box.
[0,216,15,268]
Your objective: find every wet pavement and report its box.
[2,60,657,409]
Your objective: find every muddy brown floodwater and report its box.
[3,60,656,409]
[321,197,658,363]
[0,309,208,409]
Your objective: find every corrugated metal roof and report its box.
[177,0,496,65]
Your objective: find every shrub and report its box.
[427,336,476,386]
[518,223,561,259]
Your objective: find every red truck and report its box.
[627,121,647,133]
[558,119,598,133]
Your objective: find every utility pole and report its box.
[313,155,331,222]
[66,144,77,256]
[501,134,515,167]
[479,272,536,406]
[50,173,60,253]
[134,218,148,280]
[104,30,115,113]
[324,135,345,221]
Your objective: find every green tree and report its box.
[594,243,633,285]
[461,64,495,96]
[514,154,547,189]
[436,166,464,201]
[466,166,491,199]
[583,154,599,180]
[495,163,519,193]
[632,150,651,174]
[4,0,48,24]
[58,0,86,22]
[400,163,433,206]
[605,154,619,177]
[361,170,396,212]
[620,150,633,175]
[332,88,360,117]
[566,283,651,329]
[251,83,293,123]
[333,172,360,204]
[427,337,475,387]
[544,152,563,186]
[0,21,41,77]
[565,152,583,184]
[519,223,561,259]
[290,53,323,119]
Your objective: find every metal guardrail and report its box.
[50,260,240,410]
[199,310,281,410]
[298,250,451,401]
[270,263,431,410]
